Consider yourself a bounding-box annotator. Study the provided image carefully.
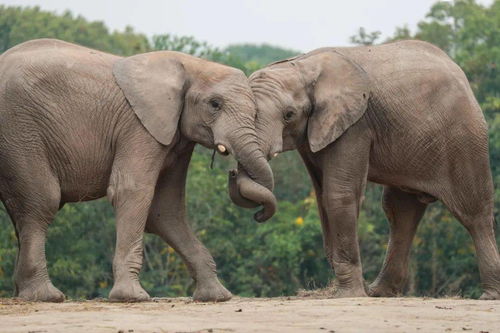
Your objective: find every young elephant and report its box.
[0,39,276,302]
[230,40,500,299]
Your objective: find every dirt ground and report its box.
[0,296,499,333]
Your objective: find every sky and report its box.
[1,0,494,52]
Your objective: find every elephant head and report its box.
[228,49,371,210]
[113,51,276,221]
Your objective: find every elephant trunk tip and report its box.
[253,195,277,223]
[228,168,277,222]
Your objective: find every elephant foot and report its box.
[109,280,150,302]
[479,289,500,300]
[331,285,368,298]
[17,280,65,302]
[368,281,402,297]
[318,279,368,298]
[193,278,232,302]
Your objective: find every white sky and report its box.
[0,0,493,52]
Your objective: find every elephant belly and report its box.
[366,126,473,203]
[367,168,437,204]
[52,146,114,203]
[60,177,110,203]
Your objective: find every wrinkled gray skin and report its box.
[228,167,277,222]
[0,39,276,303]
[238,40,500,299]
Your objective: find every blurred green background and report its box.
[0,0,499,299]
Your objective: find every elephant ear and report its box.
[307,51,370,152]
[113,52,186,146]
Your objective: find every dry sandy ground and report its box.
[0,296,499,333]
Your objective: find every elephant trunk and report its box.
[226,128,276,222]
[228,168,276,222]
[230,134,274,192]
[228,166,259,209]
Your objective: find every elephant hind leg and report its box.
[436,153,500,300]
[4,172,65,302]
[368,186,427,297]
[444,197,500,300]
[473,222,500,300]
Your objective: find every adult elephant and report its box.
[0,39,276,302]
[230,40,500,300]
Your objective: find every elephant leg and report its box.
[107,146,165,302]
[146,145,231,302]
[368,186,427,297]
[6,174,65,302]
[468,218,500,300]
[445,200,500,300]
[434,144,500,300]
[307,127,371,298]
[320,185,367,297]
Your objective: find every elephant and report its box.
[229,40,500,300]
[0,38,276,302]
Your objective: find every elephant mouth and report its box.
[228,168,277,222]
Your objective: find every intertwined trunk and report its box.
[226,122,276,222]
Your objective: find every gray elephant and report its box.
[230,40,500,299]
[0,39,276,302]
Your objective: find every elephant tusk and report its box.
[217,144,227,153]
[273,152,279,158]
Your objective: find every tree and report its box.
[349,27,382,46]
[0,6,150,55]
[225,43,299,71]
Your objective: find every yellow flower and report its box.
[295,217,304,226]
[304,197,314,204]
[99,281,108,289]
[167,247,175,254]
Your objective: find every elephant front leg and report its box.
[107,162,162,302]
[313,130,371,298]
[146,146,231,302]
[320,192,367,298]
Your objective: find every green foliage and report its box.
[47,201,116,299]
[153,34,225,60]
[0,207,16,296]
[391,25,413,41]
[0,2,499,300]
[0,5,150,55]
[152,34,258,75]
[349,27,382,46]
[225,43,299,69]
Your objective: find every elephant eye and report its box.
[284,110,295,121]
[209,99,222,110]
